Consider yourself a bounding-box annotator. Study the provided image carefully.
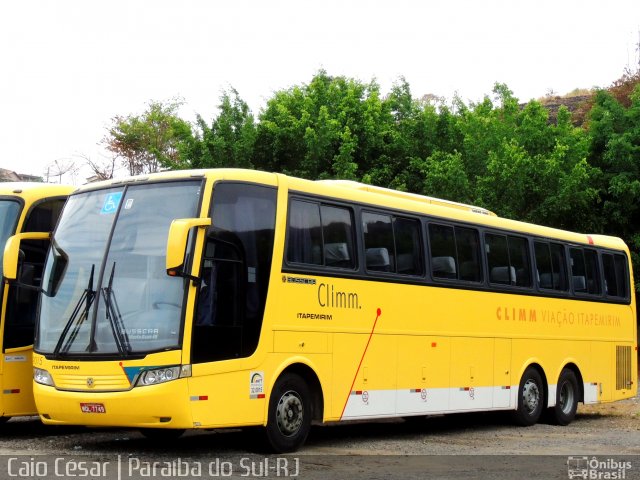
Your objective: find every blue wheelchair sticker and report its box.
[101,192,123,214]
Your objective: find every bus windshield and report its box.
[36,180,202,357]
[0,200,21,278]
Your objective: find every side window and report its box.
[321,205,355,269]
[429,224,456,279]
[509,236,532,287]
[584,250,601,294]
[614,255,629,298]
[570,248,601,295]
[456,227,482,282]
[286,199,355,269]
[535,241,567,291]
[393,217,423,276]
[4,199,67,350]
[363,212,394,272]
[485,234,531,287]
[286,200,322,265]
[602,253,629,298]
[362,213,423,275]
[486,234,510,285]
[23,199,66,232]
[428,223,481,282]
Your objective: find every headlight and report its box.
[136,365,191,387]
[34,368,55,386]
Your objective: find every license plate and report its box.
[80,403,106,414]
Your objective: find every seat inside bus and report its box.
[432,256,456,278]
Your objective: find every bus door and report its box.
[188,182,276,426]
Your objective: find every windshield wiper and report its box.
[53,264,96,357]
[101,262,131,356]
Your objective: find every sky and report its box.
[1,0,639,184]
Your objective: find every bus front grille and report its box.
[54,374,131,391]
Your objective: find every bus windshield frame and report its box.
[36,179,203,359]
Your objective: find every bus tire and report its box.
[264,373,311,453]
[548,369,579,426]
[513,367,544,426]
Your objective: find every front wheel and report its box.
[548,369,579,425]
[264,373,312,453]
[513,367,545,426]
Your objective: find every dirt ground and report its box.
[0,394,638,479]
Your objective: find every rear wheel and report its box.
[264,373,312,453]
[513,367,545,426]
[548,369,579,425]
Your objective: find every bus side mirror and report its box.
[3,232,50,281]
[166,218,211,275]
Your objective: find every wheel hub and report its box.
[522,379,540,413]
[559,381,575,414]
[276,390,303,436]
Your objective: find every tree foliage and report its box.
[190,89,256,169]
[100,70,640,290]
[104,99,193,175]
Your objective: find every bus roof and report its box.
[74,169,628,252]
[317,180,497,216]
[0,182,75,202]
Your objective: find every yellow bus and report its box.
[0,182,73,421]
[28,169,636,452]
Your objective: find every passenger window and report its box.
[363,212,394,272]
[393,217,423,276]
[535,241,567,291]
[429,224,456,279]
[456,227,482,282]
[286,200,322,265]
[602,253,628,298]
[570,248,601,295]
[584,250,601,294]
[362,213,423,275]
[485,234,531,287]
[428,224,481,282]
[486,234,511,285]
[321,205,355,269]
[509,236,532,287]
[286,199,355,269]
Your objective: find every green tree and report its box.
[253,70,393,181]
[410,151,472,203]
[191,89,256,169]
[332,127,358,180]
[104,99,193,175]
[588,85,640,287]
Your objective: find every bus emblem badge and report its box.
[86,378,95,388]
